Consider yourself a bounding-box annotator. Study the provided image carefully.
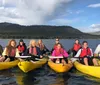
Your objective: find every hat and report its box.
[19,39,24,42]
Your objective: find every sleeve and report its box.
[16,49,20,56]
[2,47,7,56]
[74,49,81,57]
[52,50,55,56]
[90,48,93,56]
[24,44,27,52]
[63,50,69,57]
[94,44,100,54]
[37,47,42,56]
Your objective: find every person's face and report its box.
[20,42,23,45]
[57,44,61,49]
[31,41,36,47]
[75,40,79,44]
[55,39,59,44]
[11,41,16,47]
[83,43,88,48]
[39,40,42,44]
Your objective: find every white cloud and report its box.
[77,24,100,33]
[90,24,100,29]
[0,0,72,25]
[48,18,79,25]
[88,3,100,8]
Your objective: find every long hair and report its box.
[6,39,16,56]
[37,39,44,50]
[28,40,36,48]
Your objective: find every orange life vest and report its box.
[80,48,91,58]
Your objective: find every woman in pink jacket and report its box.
[52,43,69,65]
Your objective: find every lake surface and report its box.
[0,39,100,85]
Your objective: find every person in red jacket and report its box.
[51,38,60,52]
[74,41,98,66]
[17,39,27,56]
[72,39,81,56]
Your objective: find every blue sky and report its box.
[0,0,100,32]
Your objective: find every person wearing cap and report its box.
[17,39,27,56]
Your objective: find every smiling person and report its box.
[74,41,98,66]
[26,40,43,63]
[1,39,19,62]
[37,39,49,55]
[17,39,27,56]
[52,43,69,65]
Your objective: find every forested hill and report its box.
[0,22,99,39]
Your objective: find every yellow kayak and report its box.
[48,60,73,73]
[18,58,47,73]
[74,61,100,78]
[0,59,19,70]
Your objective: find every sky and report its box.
[0,0,100,32]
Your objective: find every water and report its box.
[0,39,100,85]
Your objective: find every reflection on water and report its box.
[0,65,100,85]
[14,65,70,85]
[0,70,17,85]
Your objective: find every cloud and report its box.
[0,0,72,25]
[90,24,100,29]
[48,18,79,25]
[82,24,100,32]
[88,3,100,8]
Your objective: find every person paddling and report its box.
[17,39,27,56]
[1,39,19,62]
[74,41,98,66]
[51,43,69,65]
[72,39,81,56]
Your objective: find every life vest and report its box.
[9,48,16,57]
[17,45,25,53]
[73,43,81,51]
[80,48,91,58]
[29,47,37,55]
[54,44,57,50]
[55,48,64,56]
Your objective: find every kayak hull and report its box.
[0,59,19,70]
[74,61,100,78]
[48,60,73,73]
[18,58,47,73]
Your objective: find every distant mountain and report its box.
[88,31,100,35]
[0,22,100,39]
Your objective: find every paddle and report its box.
[15,56,31,58]
[48,56,63,59]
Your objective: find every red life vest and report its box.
[17,45,25,52]
[73,44,81,51]
[80,48,91,58]
[29,47,37,55]
[10,48,16,57]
